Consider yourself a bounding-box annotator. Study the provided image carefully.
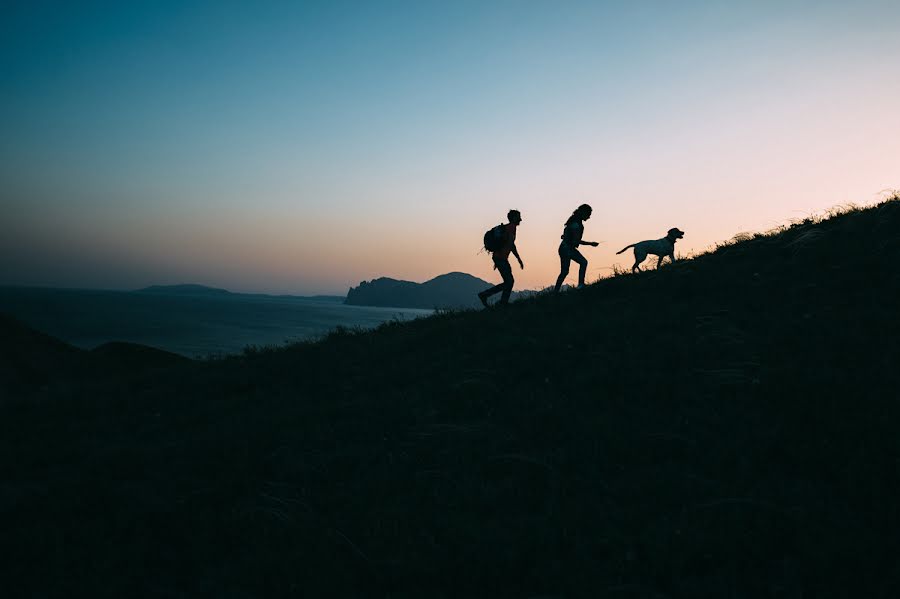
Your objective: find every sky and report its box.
[2,0,898,295]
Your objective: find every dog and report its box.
[616,228,685,273]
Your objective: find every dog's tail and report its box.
[616,244,635,255]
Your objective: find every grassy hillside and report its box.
[2,197,899,598]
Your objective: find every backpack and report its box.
[483,223,507,252]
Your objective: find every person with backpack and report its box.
[478,209,524,307]
[554,203,599,292]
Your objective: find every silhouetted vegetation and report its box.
[2,197,899,598]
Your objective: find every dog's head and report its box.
[667,227,685,241]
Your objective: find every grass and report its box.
[2,196,900,597]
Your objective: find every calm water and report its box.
[0,287,432,357]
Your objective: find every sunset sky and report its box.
[2,1,898,295]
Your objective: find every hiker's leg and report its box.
[497,259,514,304]
[572,249,588,287]
[481,257,507,298]
[481,284,504,298]
[482,256,511,300]
[478,282,506,300]
[555,251,571,292]
[477,289,490,307]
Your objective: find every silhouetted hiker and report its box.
[554,204,600,292]
[479,210,524,307]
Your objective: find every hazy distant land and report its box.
[0,273,523,356]
[135,283,346,303]
[0,285,430,357]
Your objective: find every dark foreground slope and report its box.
[2,199,900,598]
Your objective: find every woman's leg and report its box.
[555,251,571,292]
[571,248,588,287]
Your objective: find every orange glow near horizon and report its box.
[2,3,898,294]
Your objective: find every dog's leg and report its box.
[632,249,646,273]
[656,255,664,269]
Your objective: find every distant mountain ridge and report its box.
[134,284,344,302]
[136,284,231,296]
[345,271,521,309]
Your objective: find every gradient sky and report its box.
[2,1,898,295]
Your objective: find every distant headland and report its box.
[345,272,523,309]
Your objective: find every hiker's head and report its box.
[508,209,522,225]
[568,204,592,223]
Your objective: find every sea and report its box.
[0,286,433,358]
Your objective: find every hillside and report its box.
[346,271,521,309]
[0,313,82,398]
[2,198,899,597]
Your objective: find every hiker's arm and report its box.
[512,245,524,268]
[580,240,600,247]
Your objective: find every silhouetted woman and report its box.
[554,204,599,292]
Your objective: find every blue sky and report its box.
[2,1,898,293]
